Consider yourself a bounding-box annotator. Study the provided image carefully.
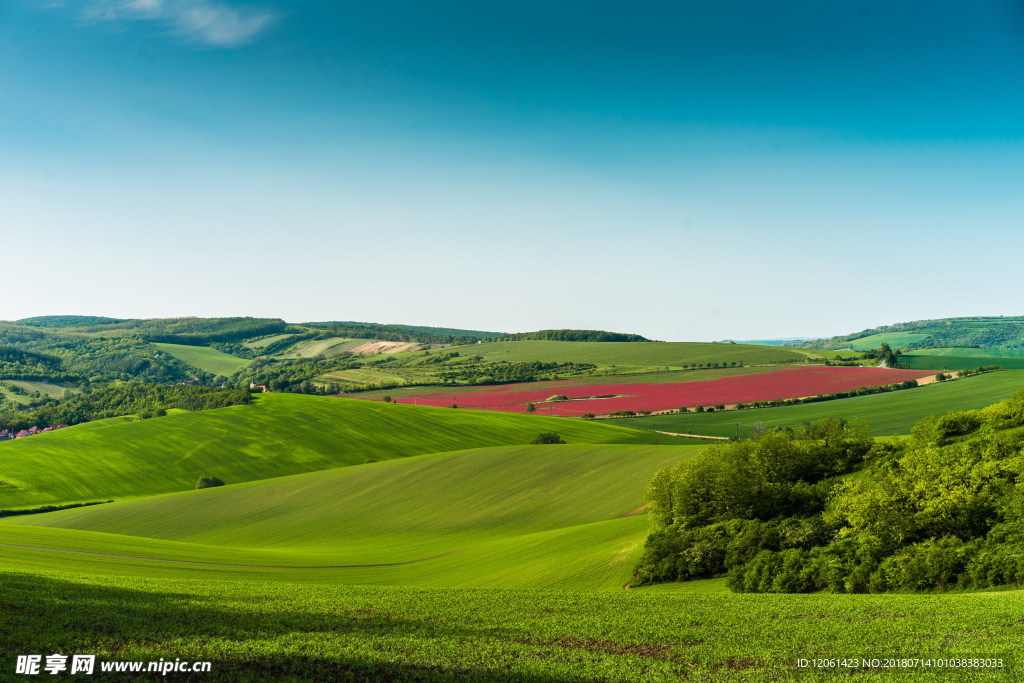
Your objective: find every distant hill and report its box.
[799,316,1024,351]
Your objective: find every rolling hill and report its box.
[801,315,1024,351]
[0,393,680,509]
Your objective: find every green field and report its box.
[2,444,696,588]
[840,332,931,351]
[153,342,249,376]
[601,370,1024,438]
[441,340,808,367]
[242,333,296,349]
[0,393,680,508]
[285,337,365,358]
[3,569,1020,680]
[902,347,1024,371]
[7,380,74,398]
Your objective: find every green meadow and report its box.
[154,342,250,376]
[604,370,1024,438]
[0,394,678,508]
[439,340,809,367]
[841,331,931,351]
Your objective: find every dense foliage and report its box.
[636,394,1024,592]
[499,329,651,342]
[0,382,250,431]
[303,321,502,344]
[436,360,597,385]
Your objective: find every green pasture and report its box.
[2,569,1020,681]
[242,333,295,349]
[7,380,74,398]
[603,370,1024,438]
[285,337,365,358]
[0,393,680,508]
[439,340,807,368]
[1,444,696,589]
[903,347,1024,370]
[153,342,249,376]
[832,332,931,351]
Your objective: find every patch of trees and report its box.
[302,321,500,345]
[0,500,112,518]
[635,393,1024,592]
[530,432,566,444]
[499,329,651,342]
[15,316,127,328]
[0,382,251,432]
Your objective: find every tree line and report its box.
[635,392,1024,593]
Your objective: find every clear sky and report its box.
[3,1,1023,340]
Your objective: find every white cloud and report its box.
[78,0,277,47]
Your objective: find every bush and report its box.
[196,475,225,489]
[531,432,566,444]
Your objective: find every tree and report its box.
[531,432,566,444]
[581,412,595,420]
[525,402,536,413]
[196,475,225,489]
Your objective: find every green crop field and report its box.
[902,347,1024,370]
[7,380,74,398]
[2,444,697,588]
[440,340,809,368]
[242,333,295,349]
[285,337,365,358]
[841,332,931,350]
[602,370,1024,438]
[2,569,1020,680]
[0,393,680,509]
[153,343,249,376]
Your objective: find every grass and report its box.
[903,347,1024,370]
[1,569,1020,681]
[2,444,697,588]
[285,337,365,358]
[0,393,683,508]
[153,342,249,376]
[842,332,931,351]
[437,340,808,368]
[601,370,1024,437]
[242,333,295,349]
[7,380,75,398]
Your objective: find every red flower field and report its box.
[352,367,935,417]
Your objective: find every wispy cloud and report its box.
[76,0,277,47]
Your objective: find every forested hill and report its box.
[799,316,1024,351]
[499,329,651,342]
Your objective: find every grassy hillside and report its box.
[803,315,1024,351]
[0,393,679,508]
[844,331,930,351]
[2,570,1020,680]
[903,347,1024,371]
[440,340,808,367]
[3,444,696,589]
[153,343,249,376]
[602,370,1024,437]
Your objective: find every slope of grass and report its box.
[843,331,931,351]
[903,347,1024,370]
[3,569,1021,681]
[2,444,697,589]
[285,337,364,358]
[7,380,75,398]
[438,340,806,367]
[153,342,249,376]
[0,394,681,508]
[603,370,1024,437]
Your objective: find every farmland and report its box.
[355,366,934,417]
[1,569,1019,681]
[609,369,1024,437]
[153,343,249,377]
[0,393,680,509]
[440,340,817,367]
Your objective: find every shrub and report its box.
[196,475,225,489]
[531,432,566,444]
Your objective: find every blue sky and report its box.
[2,1,1023,340]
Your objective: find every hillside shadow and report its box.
[0,572,577,682]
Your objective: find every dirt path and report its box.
[617,503,651,518]
[654,431,729,440]
[0,542,477,570]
